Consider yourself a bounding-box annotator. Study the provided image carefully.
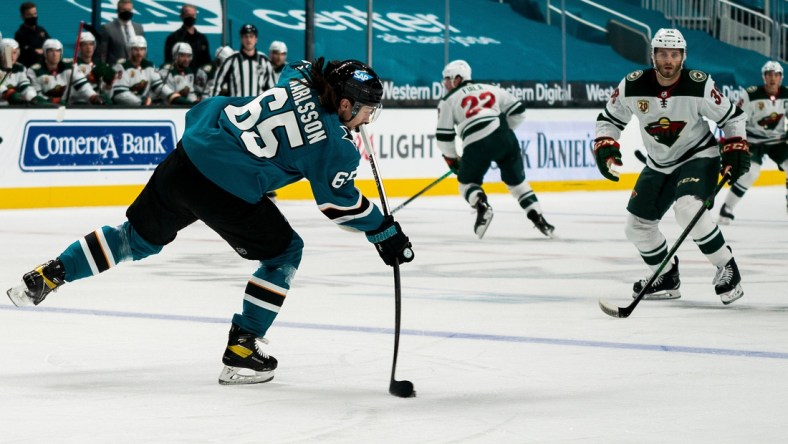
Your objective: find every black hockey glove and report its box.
[719,137,751,182]
[593,137,622,182]
[365,216,414,267]
[443,155,461,174]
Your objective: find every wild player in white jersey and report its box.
[594,28,750,305]
[112,36,181,106]
[28,39,102,105]
[0,38,41,105]
[718,60,788,223]
[159,42,199,104]
[435,60,554,239]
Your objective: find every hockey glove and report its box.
[719,137,750,182]
[593,137,623,182]
[443,155,461,174]
[365,216,414,267]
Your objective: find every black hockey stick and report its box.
[359,125,416,398]
[598,170,732,318]
[391,170,452,214]
[64,21,85,108]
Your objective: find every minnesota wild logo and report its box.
[644,117,686,147]
[757,112,784,130]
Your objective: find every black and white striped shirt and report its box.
[211,50,274,97]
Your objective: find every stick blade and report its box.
[598,298,633,318]
[389,379,416,398]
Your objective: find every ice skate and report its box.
[718,204,735,225]
[473,194,493,239]
[218,324,277,385]
[6,259,66,307]
[714,257,744,305]
[527,210,555,238]
[633,257,681,300]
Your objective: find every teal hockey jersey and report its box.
[181,62,384,232]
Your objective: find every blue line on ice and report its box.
[4,305,788,360]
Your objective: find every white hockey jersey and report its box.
[435,81,526,158]
[0,62,37,105]
[737,85,788,146]
[111,59,174,106]
[158,63,198,103]
[596,68,746,174]
[28,60,97,104]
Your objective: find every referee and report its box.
[211,24,274,97]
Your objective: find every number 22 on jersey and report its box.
[461,91,496,118]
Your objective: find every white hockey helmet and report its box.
[128,35,147,49]
[80,32,96,44]
[442,59,472,82]
[269,40,287,53]
[762,60,784,75]
[42,38,63,52]
[172,42,193,58]
[214,45,234,64]
[1,38,19,50]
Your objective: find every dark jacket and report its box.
[164,27,211,70]
[14,24,50,67]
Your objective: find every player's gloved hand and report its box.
[443,155,461,174]
[365,216,414,267]
[719,137,751,182]
[593,137,623,182]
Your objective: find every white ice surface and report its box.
[1,186,787,443]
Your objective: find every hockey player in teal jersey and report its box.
[6,58,414,385]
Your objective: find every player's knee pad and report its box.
[624,214,660,246]
[735,162,761,189]
[673,195,704,229]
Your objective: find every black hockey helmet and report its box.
[325,59,383,121]
[240,23,258,36]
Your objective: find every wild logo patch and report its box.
[757,112,784,130]
[637,100,649,113]
[644,117,686,147]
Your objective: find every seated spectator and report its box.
[164,3,210,70]
[111,36,182,106]
[14,2,51,67]
[269,40,287,84]
[100,0,144,65]
[76,31,114,104]
[28,38,103,105]
[195,45,233,99]
[159,42,198,104]
[0,38,44,105]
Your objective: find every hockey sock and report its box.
[723,162,760,211]
[674,196,732,267]
[460,183,484,207]
[507,181,541,213]
[233,232,304,337]
[58,221,163,282]
[625,214,670,273]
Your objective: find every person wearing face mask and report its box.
[99,0,145,66]
[14,2,51,67]
[164,3,210,71]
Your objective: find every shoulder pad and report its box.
[626,70,643,81]
[746,85,758,93]
[688,70,708,82]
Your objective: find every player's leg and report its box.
[625,166,680,299]
[495,129,554,237]
[673,157,742,304]
[457,141,494,238]
[719,144,765,224]
[6,148,193,307]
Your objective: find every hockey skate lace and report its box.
[640,274,663,290]
[714,265,733,286]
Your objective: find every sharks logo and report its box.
[644,117,687,147]
[757,112,784,130]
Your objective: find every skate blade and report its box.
[475,212,493,239]
[720,284,744,305]
[633,289,681,301]
[6,283,33,307]
[218,366,275,385]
